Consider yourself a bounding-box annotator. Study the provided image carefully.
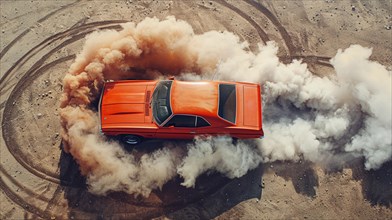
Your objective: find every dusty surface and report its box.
[0,0,391,219]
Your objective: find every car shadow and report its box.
[350,159,392,207]
[58,141,263,219]
[266,161,319,197]
[268,158,391,207]
[163,164,263,219]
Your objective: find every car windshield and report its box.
[152,81,173,125]
[218,84,236,124]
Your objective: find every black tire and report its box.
[231,137,239,145]
[121,134,143,145]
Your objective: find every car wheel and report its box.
[231,137,239,145]
[121,134,143,145]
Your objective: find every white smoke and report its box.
[214,42,391,170]
[331,45,392,169]
[177,137,261,188]
[60,16,391,196]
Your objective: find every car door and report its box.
[156,115,197,139]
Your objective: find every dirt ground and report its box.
[1,0,391,219]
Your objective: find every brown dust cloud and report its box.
[60,16,391,196]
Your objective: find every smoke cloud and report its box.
[178,137,261,188]
[247,44,391,170]
[60,16,391,196]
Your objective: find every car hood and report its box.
[101,83,150,125]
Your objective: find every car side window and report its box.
[196,117,210,127]
[164,115,196,127]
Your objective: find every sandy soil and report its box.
[1,0,391,219]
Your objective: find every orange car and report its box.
[99,80,263,145]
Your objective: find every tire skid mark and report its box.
[0,166,51,203]
[0,29,30,60]
[244,0,296,56]
[2,57,75,184]
[0,208,16,220]
[0,0,80,26]
[277,55,333,68]
[2,56,82,184]
[292,55,331,61]
[70,17,89,29]
[0,22,123,106]
[213,0,269,43]
[209,0,331,68]
[0,0,80,59]
[0,23,122,104]
[0,20,126,87]
[2,22,125,184]
[43,185,64,215]
[0,55,74,110]
[0,20,127,219]
[0,177,48,219]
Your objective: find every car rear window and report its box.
[152,81,173,124]
[218,84,236,124]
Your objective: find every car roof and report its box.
[170,80,220,118]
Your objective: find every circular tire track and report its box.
[0,1,80,60]
[0,20,130,219]
[0,1,333,219]
[214,0,333,66]
[2,21,127,184]
[213,0,270,43]
[243,0,333,65]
